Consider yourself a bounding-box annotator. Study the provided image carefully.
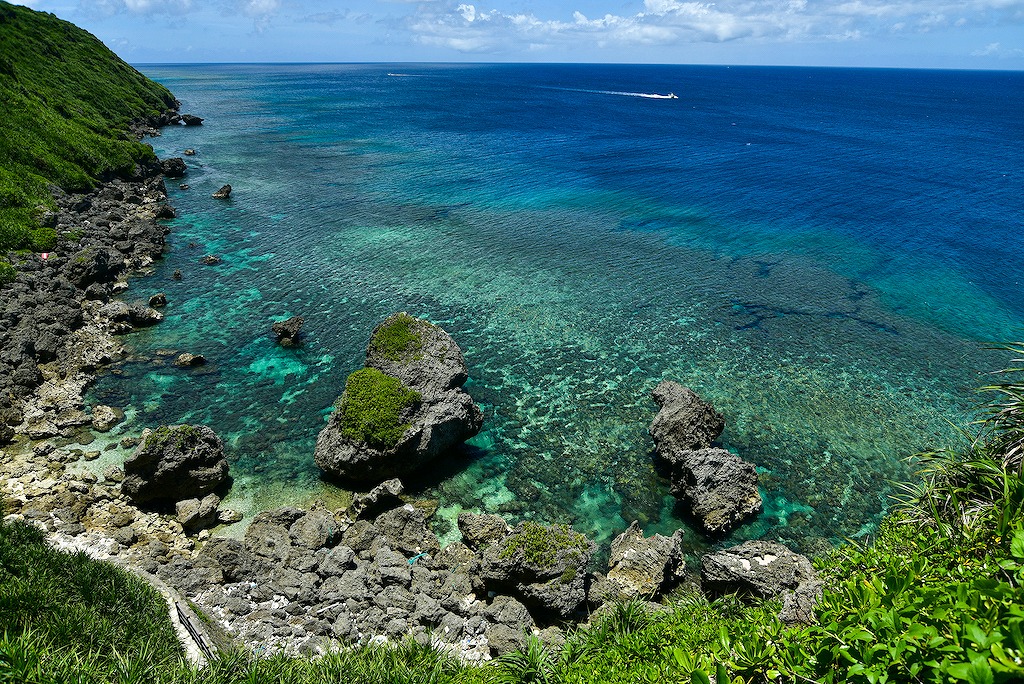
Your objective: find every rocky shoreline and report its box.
[0,116,822,664]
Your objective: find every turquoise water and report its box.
[90,64,1024,554]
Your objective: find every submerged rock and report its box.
[314,313,483,484]
[121,424,229,505]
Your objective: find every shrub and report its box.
[369,313,425,363]
[337,367,422,449]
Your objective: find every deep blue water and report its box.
[88,64,1024,555]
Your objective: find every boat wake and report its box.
[541,86,678,100]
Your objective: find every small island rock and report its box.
[314,313,483,484]
[211,184,231,199]
[161,157,187,178]
[121,424,229,506]
[271,315,304,346]
[181,114,204,126]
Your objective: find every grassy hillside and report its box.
[0,0,176,253]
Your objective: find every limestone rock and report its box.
[91,405,124,432]
[181,114,204,126]
[149,293,167,308]
[161,157,187,178]
[350,478,404,520]
[314,313,483,484]
[600,521,686,601]
[121,424,229,505]
[701,540,822,624]
[480,522,596,621]
[176,493,221,531]
[673,448,762,535]
[173,353,206,367]
[458,512,512,552]
[212,185,231,199]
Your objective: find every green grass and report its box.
[0,0,177,255]
[368,313,425,363]
[498,522,590,569]
[337,367,422,449]
[0,514,186,682]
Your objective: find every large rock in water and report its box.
[649,381,761,535]
[314,313,483,483]
[672,448,762,535]
[649,380,724,459]
[122,424,229,505]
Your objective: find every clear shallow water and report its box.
[90,64,1024,555]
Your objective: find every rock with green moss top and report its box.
[122,424,229,505]
[480,521,597,621]
[314,313,483,484]
[365,312,469,395]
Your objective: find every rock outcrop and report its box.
[211,184,231,199]
[121,424,229,506]
[701,540,822,624]
[650,380,762,535]
[161,157,187,178]
[480,521,596,620]
[271,315,304,346]
[671,448,763,535]
[314,313,483,484]
[592,521,686,601]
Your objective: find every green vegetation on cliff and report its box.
[0,0,176,253]
[338,367,422,449]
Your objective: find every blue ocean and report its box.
[89,64,1024,555]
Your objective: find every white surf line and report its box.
[539,85,678,99]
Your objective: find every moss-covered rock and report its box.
[314,313,482,484]
[337,368,422,449]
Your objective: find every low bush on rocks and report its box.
[368,312,425,363]
[337,367,422,449]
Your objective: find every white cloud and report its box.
[86,0,195,15]
[407,0,1024,53]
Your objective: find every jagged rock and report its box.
[103,465,124,482]
[481,522,595,621]
[184,149,197,156]
[649,381,724,461]
[65,246,125,289]
[197,537,255,583]
[271,315,304,346]
[149,293,167,307]
[172,269,183,280]
[211,185,231,199]
[217,508,243,524]
[350,478,404,520]
[173,353,206,367]
[649,381,761,535]
[181,114,204,126]
[179,184,190,191]
[314,313,483,484]
[458,512,512,551]
[596,521,686,601]
[127,303,164,327]
[121,424,229,505]
[673,448,762,535]
[701,540,822,624]
[161,157,187,178]
[91,405,124,432]
[374,505,440,556]
[176,493,221,531]
[289,508,341,549]
[200,254,221,265]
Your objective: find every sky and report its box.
[16,0,1024,68]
